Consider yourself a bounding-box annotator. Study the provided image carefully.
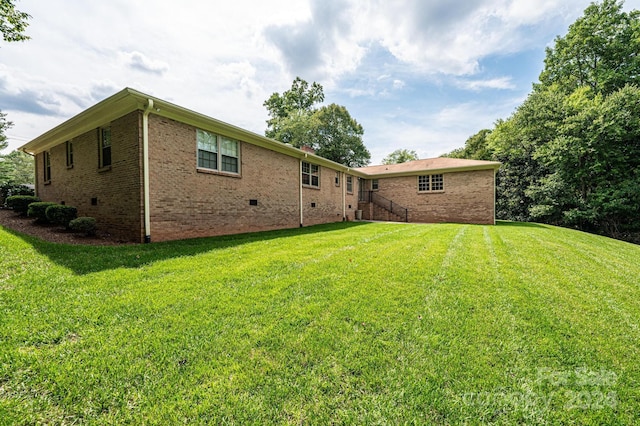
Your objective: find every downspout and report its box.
[342,171,346,221]
[142,99,154,243]
[493,168,497,225]
[299,159,304,227]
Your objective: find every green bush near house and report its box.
[4,195,40,214]
[0,183,34,205]
[46,205,78,228]
[27,202,59,223]
[69,216,97,236]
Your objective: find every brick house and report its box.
[20,88,500,243]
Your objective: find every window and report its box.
[346,175,353,193]
[302,161,319,188]
[418,174,444,192]
[43,151,51,182]
[197,129,239,174]
[65,141,73,168]
[99,127,111,168]
[372,179,379,190]
[335,171,340,187]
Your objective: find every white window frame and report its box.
[302,161,320,188]
[197,129,240,174]
[346,175,353,193]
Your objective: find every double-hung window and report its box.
[418,174,444,192]
[197,129,240,174]
[346,175,353,193]
[302,161,319,188]
[43,151,51,182]
[99,127,111,168]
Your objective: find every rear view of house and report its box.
[20,88,500,243]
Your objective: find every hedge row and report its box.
[5,195,41,214]
[6,196,97,236]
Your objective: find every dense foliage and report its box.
[5,195,40,214]
[445,0,640,240]
[0,0,30,43]
[45,204,78,228]
[381,149,419,164]
[264,77,371,167]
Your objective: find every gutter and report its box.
[143,99,154,243]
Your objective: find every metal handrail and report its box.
[361,191,408,222]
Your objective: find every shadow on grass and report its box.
[4,221,372,276]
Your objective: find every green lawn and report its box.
[1,221,639,424]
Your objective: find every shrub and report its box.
[5,195,41,214]
[27,202,59,223]
[69,217,97,236]
[46,204,78,228]
[1,183,34,205]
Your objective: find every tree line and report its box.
[446,0,640,242]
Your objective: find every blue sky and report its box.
[2,0,639,164]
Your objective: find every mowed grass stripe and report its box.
[2,222,640,424]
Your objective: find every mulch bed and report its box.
[0,208,132,245]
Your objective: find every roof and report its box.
[19,88,360,174]
[356,157,500,177]
[20,87,500,177]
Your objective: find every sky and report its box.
[2,0,640,164]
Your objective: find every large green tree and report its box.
[444,129,493,161]
[1,0,31,184]
[264,77,371,167]
[382,149,419,164]
[539,0,640,95]
[449,0,640,239]
[1,149,34,184]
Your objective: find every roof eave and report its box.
[20,88,145,155]
[356,163,501,178]
[19,87,365,175]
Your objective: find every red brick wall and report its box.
[146,115,356,242]
[371,170,496,224]
[301,169,359,226]
[34,111,144,241]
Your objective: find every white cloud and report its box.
[124,51,169,75]
[455,77,516,91]
[4,0,638,157]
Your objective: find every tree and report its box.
[311,104,370,167]
[382,149,418,164]
[264,77,371,167]
[443,129,493,160]
[264,77,324,141]
[1,0,30,43]
[1,149,34,184]
[0,110,9,152]
[538,0,640,95]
